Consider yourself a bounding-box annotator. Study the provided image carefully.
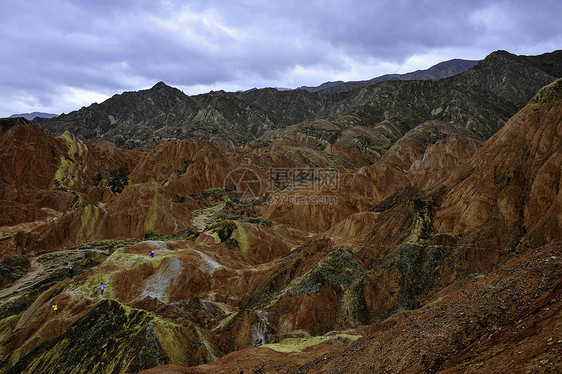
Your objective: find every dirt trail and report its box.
[191,203,225,231]
[0,258,45,301]
[0,248,109,304]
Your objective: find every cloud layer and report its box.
[1,0,561,116]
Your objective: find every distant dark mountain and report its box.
[10,112,58,121]
[241,50,560,146]
[35,82,280,148]
[37,50,561,150]
[298,80,345,92]
[298,59,480,93]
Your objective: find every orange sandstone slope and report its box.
[0,122,270,255]
[292,244,562,374]
[0,116,405,254]
[434,78,562,248]
[291,76,562,374]
[347,78,562,313]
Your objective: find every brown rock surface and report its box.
[1,78,561,373]
[434,78,562,249]
[142,244,561,374]
[291,244,562,373]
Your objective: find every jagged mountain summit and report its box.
[36,50,562,150]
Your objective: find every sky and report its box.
[1,0,561,117]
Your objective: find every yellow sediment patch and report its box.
[15,281,68,330]
[53,131,88,191]
[3,334,45,369]
[144,182,161,234]
[76,204,102,243]
[191,202,226,232]
[0,315,19,344]
[3,283,70,369]
[79,273,116,299]
[260,334,361,353]
[194,326,218,362]
[232,221,249,256]
[106,246,167,269]
[154,319,189,365]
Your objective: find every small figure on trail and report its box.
[69,266,74,278]
[52,303,58,316]
[149,250,155,258]
[100,282,105,295]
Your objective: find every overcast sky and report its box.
[1,0,561,117]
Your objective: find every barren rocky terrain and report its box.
[1,51,561,373]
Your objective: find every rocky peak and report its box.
[459,50,560,107]
[530,77,562,104]
[148,81,186,98]
[0,117,31,133]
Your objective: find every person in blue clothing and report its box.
[149,250,155,258]
[100,282,105,295]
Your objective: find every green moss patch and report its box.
[175,160,192,175]
[0,315,20,344]
[283,247,363,296]
[108,168,131,194]
[277,246,368,326]
[0,255,29,286]
[207,220,237,242]
[239,217,272,226]
[383,199,455,310]
[206,220,250,256]
[191,187,227,200]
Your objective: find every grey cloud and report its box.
[0,0,561,116]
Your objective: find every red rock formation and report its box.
[148,243,562,374]
[435,78,562,250]
[291,244,562,373]
[409,134,482,190]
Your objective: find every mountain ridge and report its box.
[35,50,561,151]
[299,58,480,93]
[10,112,58,121]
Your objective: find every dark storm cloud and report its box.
[1,0,561,116]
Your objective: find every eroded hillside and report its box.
[1,72,561,372]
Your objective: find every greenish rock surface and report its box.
[279,246,368,326]
[0,300,207,374]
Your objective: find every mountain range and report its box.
[35,50,561,151]
[9,112,58,121]
[1,49,562,373]
[297,58,480,93]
